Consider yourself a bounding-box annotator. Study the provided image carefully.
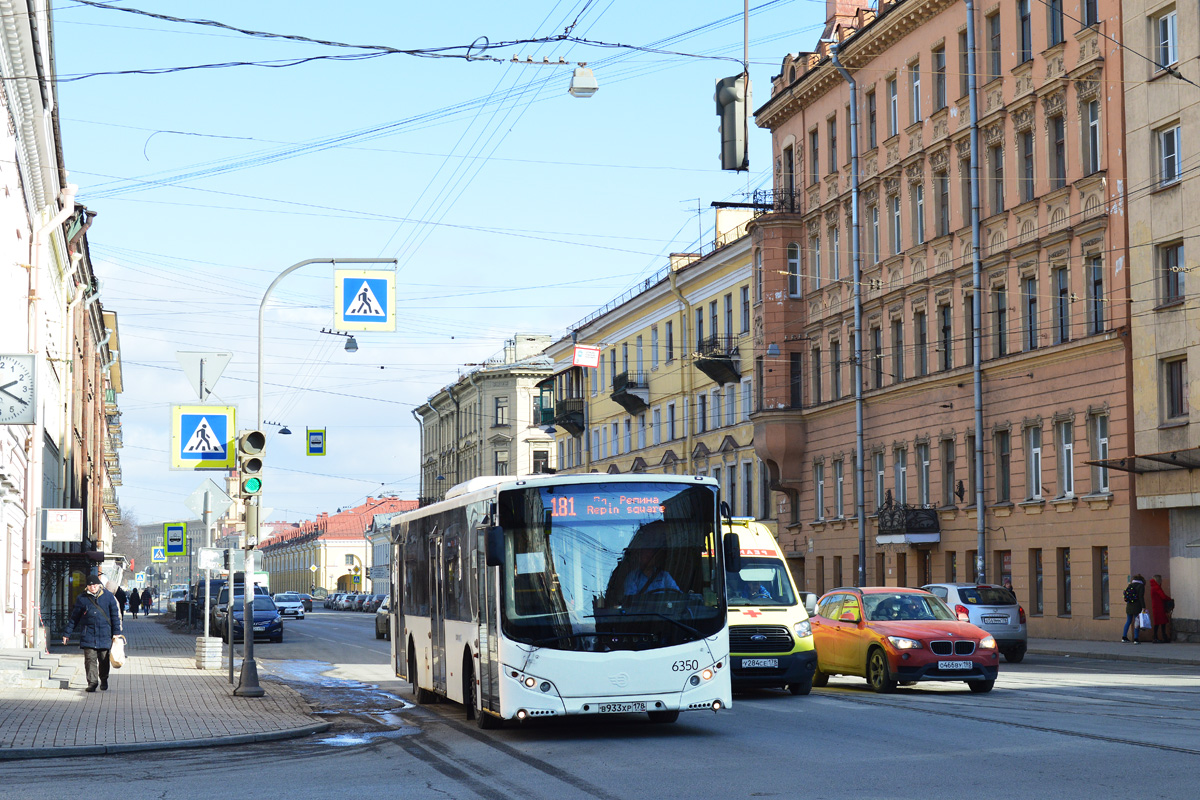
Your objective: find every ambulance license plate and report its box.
[742,658,778,668]
[938,660,972,670]
[598,702,645,713]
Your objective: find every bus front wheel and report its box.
[464,657,501,729]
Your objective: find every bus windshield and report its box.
[496,482,723,651]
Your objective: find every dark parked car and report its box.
[375,595,391,640]
[324,593,340,609]
[226,596,284,643]
[298,593,314,612]
[364,594,385,612]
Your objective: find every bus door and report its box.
[429,533,447,694]
[475,524,499,714]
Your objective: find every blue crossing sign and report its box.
[334,269,395,332]
[151,547,167,563]
[171,405,235,470]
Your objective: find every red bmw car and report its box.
[810,587,1000,693]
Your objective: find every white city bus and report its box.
[391,473,738,728]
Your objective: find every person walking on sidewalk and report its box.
[1122,574,1145,644]
[114,584,127,619]
[62,573,123,692]
[128,587,140,619]
[141,589,152,617]
[1150,575,1173,643]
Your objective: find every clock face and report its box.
[0,354,36,425]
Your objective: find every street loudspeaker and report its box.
[715,73,750,171]
[237,429,265,496]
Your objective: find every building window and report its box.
[909,61,921,124]
[1095,546,1110,617]
[744,377,754,419]
[665,320,674,362]
[831,340,842,400]
[987,13,1001,81]
[890,195,902,255]
[834,459,845,518]
[1085,100,1101,174]
[993,285,1008,358]
[494,396,509,426]
[933,47,946,110]
[667,402,676,440]
[828,116,838,173]
[741,286,750,332]
[1161,242,1185,303]
[1053,267,1070,344]
[809,128,820,185]
[915,310,928,376]
[964,293,976,366]
[966,433,977,502]
[989,143,1004,216]
[1031,548,1044,615]
[958,30,970,97]
[494,449,509,476]
[601,426,608,459]
[887,78,898,137]
[811,235,822,291]
[875,451,886,509]
[728,464,738,516]
[1164,357,1189,420]
[935,172,950,237]
[1026,425,1043,500]
[1048,0,1064,47]
[996,429,1011,502]
[913,183,926,244]
[1051,115,1067,190]
[894,448,908,505]
[638,414,647,449]
[650,327,659,371]
[1158,124,1181,186]
[1057,419,1074,498]
[1020,130,1035,203]
[939,304,953,371]
[696,395,707,434]
[1091,414,1110,493]
[1024,275,1039,351]
[872,327,884,388]
[694,309,704,353]
[866,90,877,149]
[790,352,804,408]
[831,226,841,281]
[1058,548,1071,616]
[743,461,755,519]
[624,418,633,452]
[710,300,719,342]
[941,439,957,507]
[755,249,763,304]
[1083,0,1098,26]
[711,389,721,429]
[814,463,825,521]
[812,347,823,404]
[870,205,880,263]
[724,293,733,339]
[892,319,905,382]
[533,450,549,474]
[652,408,661,445]
[782,144,795,195]
[916,442,931,506]
[1018,0,1032,63]
[1156,10,1178,69]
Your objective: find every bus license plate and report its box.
[742,658,778,668]
[938,660,972,670]
[598,702,645,713]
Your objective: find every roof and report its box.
[258,497,418,550]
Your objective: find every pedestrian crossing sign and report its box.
[170,405,236,471]
[334,269,395,332]
[151,547,167,563]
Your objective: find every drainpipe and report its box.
[831,43,866,588]
[448,386,461,487]
[410,408,424,499]
[23,183,78,648]
[468,371,483,479]
[573,330,589,471]
[59,273,89,509]
[667,270,695,473]
[965,0,986,582]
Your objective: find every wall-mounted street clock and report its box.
[0,354,36,425]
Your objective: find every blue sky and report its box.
[53,0,824,525]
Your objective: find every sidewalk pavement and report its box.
[0,612,329,760]
[1028,636,1200,666]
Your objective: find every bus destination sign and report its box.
[546,493,665,519]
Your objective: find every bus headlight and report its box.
[524,677,537,688]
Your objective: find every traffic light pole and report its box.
[234,499,264,697]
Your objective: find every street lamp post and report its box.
[235,257,396,699]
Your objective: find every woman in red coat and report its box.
[1149,575,1173,643]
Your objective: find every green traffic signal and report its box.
[243,476,262,493]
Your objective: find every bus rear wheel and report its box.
[647,709,679,724]
[408,642,437,704]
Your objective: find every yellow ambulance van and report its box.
[725,518,817,694]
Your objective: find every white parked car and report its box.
[272,592,306,619]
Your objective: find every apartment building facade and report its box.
[750,0,1156,638]
[544,213,776,530]
[1123,0,1200,638]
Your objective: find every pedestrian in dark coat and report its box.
[1122,575,1145,644]
[62,573,123,691]
[141,589,152,616]
[114,585,127,618]
[1150,575,1173,643]
[128,587,140,619]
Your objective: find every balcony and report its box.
[610,371,649,413]
[749,188,803,215]
[536,401,556,427]
[104,388,118,415]
[695,335,741,385]
[102,487,120,523]
[552,397,586,437]
[874,495,941,546]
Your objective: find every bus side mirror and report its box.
[723,532,742,573]
[485,526,505,567]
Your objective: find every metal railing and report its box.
[612,371,648,392]
[697,335,741,358]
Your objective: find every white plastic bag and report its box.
[109,634,126,669]
[1136,611,1151,629]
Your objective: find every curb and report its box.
[0,722,332,761]
[1027,647,1200,667]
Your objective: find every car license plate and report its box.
[938,660,972,670]
[597,702,645,713]
[742,658,779,668]
[254,624,268,631]
[982,615,1008,624]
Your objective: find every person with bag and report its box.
[61,573,123,692]
[1150,575,1173,643]
[1122,574,1145,645]
[128,587,140,619]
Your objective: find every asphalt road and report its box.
[7,609,1200,799]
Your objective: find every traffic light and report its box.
[237,429,265,497]
[715,73,750,171]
